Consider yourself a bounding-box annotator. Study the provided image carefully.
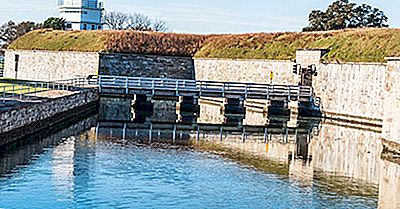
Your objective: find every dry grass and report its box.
[196,28,400,62]
[107,30,211,56]
[8,28,400,62]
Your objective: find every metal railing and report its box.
[0,78,89,103]
[96,75,314,101]
[51,77,91,87]
[0,59,4,78]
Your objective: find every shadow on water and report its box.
[0,113,97,178]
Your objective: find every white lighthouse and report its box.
[58,0,104,30]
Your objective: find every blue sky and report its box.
[0,0,398,34]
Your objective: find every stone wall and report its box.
[314,62,386,122]
[4,50,99,81]
[0,49,392,126]
[194,58,298,84]
[382,58,400,145]
[100,53,195,79]
[0,90,98,146]
[195,52,387,124]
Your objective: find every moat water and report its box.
[0,100,399,209]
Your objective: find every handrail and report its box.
[95,75,315,100]
[0,78,89,103]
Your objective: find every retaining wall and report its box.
[194,58,298,84]
[314,62,386,122]
[0,90,98,146]
[0,49,393,125]
[194,56,387,123]
[99,53,195,79]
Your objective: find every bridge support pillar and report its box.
[151,99,178,123]
[223,98,246,126]
[287,101,299,128]
[133,94,153,123]
[268,100,290,116]
[178,96,199,123]
[298,102,322,117]
[224,98,246,115]
[99,97,133,121]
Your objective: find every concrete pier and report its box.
[224,98,246,115]
[99,97,132,121]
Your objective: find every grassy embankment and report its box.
[8,28,400,63]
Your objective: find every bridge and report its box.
[95,75,317,103]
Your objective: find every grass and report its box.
[0,79,47,95]
[8,29,109,52]
[195,28,400,63]
[8,28,400,62]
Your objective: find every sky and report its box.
[0,0,398,34]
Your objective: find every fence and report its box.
[96,75,315,102]
[0,57,4,78]
[0,78,90,103]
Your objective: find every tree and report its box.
[0,21,17,47]
[105,12,129,30]
[127,13,152,31]
[303,0,388,31]
[105,11,169,32]
[43,17,66,30]
[0,21,37,48]
[152,19,169,32]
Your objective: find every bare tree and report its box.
[152,19,169,32]
[105,11,170,32]
[105,12,129,30]
[127,13,152,31]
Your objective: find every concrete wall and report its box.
[4,50,99,81]
[100,53,195,79]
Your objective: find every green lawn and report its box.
[0,80,47,95]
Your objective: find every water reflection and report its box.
[0,98,399,208]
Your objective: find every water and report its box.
[0,100,399,209]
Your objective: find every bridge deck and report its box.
[97,76,314,102]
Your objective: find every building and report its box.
[58,0,104,30]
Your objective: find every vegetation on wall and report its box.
[8,28,400,63]
[196,28,400,62]
[7,30,109,52]
[107,30,209,56]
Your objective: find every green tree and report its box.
[43,17,66,30]
[303,0,388,31]
[0,21,37,48]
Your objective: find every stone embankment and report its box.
[0,90,98,147]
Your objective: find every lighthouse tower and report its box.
[58,0,104,30]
